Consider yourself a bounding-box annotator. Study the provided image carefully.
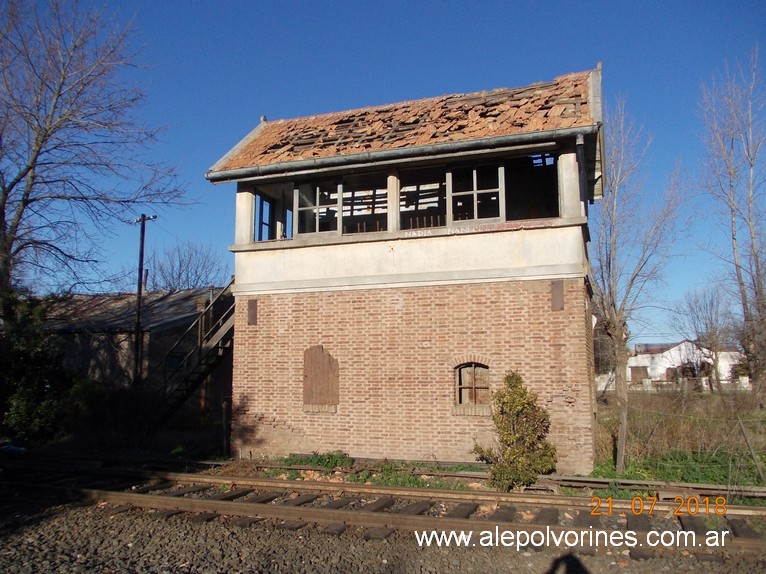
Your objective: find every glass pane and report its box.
[477,191,499,219]
[317,206,337,232]
[260,200,271,239]
[254,196,262,239]
[451,167,473,193]
[298,184,315,208]
[452,195,474,221]
[318,181,337,206]
[476,165,499,190]
[474,365,489,387]
[298,209,316,233]
[284,208,293,239]
[475,387,490,404]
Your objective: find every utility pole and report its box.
[133,214,157,388]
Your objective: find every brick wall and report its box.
[232,277,595,474]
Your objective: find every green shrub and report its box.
[278,450,354,472]
[0,295,80,445]
[473,372,556,490]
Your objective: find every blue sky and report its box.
[96,0,764,343]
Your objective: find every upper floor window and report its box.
[342,173,388,234]
[253,189,292,241]
[287,152,560,237]
[505,153,558,220]
[254,194,274,241]
[449,165,501,222]
[400,166,446,230]
[296,181,339,234]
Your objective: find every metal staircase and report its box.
[146,278,235,426]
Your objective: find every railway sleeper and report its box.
[364,500,434,540]
[443,502,479,519]
[275,493,323,530]
[281,493,320,507]
[678,514,709,536]
[130,481,174,494]
[231,516,264,528]
[573,510,601,528]
[245,491,282,504]
[488,505,517,522]
[727,518,760,539]
[166,485,209,497]
[531,507,559,526]
[172,488,255,523]
[318,497,359,536]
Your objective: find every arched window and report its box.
[455,362,490,405]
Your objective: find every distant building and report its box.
[47,288,233,419]
[626,340,747,391]
[207,68,605,473]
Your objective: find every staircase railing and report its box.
[145,277,235,403]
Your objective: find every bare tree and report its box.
[591,100,681,472]
[673,286,734,391]
[148,240,231,291]
[700,48,765,389]
[0,0,182,320]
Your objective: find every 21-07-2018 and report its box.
[590,496,727,516]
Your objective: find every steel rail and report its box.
[3,459,766,517]
[542,475,766,498]
[43,487,766,556]
[3,461,763,557]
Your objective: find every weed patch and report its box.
[275,451,353,473]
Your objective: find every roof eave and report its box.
[205,124,601,184]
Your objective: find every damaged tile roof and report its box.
[208,68,601,179]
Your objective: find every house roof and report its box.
[633,340,742,356]
[46,288,220,334]
[206,68,603,191]
[633,342,686,355]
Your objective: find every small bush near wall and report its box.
[473,372,557,490]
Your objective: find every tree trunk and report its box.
[613,338,629,473]
[0,257,16,337]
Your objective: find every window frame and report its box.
[504,152,560,221]
[341,174,389,234]
[254,193,275,242]
[446,165,505,225]
[294,181,341,235]
[287,151,561,237]
[455,362,491,406]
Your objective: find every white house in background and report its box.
[626,340,747,390]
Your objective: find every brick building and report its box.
[206,67,604,474]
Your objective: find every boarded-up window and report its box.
[456,362,490,405]
[630,366,649,381]
[303,345,339,406]
[247,299,257,325]
[551,280,564,311]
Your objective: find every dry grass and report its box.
[595,391,766,484]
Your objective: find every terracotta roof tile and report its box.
[210,69,598,175]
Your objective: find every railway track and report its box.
[1,458,764,561]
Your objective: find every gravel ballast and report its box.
[0,494,763,573]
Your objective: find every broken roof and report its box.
[207,67,603,188]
